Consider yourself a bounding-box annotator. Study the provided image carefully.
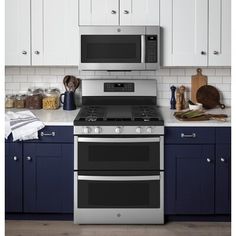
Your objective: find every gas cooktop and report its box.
[74,105,164,126]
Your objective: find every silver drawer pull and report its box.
[40,131,56,137]
[78,175,160,181]
[181,133,196,138]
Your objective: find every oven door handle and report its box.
[78,175,160,181]
[77,137,160,143]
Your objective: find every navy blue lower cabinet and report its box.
[23,143,74,213]
[215,143,231,214]
[165,144,215,215]
[5,142,23,212]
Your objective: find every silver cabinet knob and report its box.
[124,10,129,14]
[213,51,219,55]
[220,158,225,162]
[26,156,32,161]
[201,51,206,55]
[22,51,27,55]
[34,51,40,55]
[13,156,18,161]
[206,158,212,163]
[111,10,117,14]
[115,127,122,134]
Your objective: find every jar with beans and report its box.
[14,94,27,108]
[42,88,60,110]
[25,88,43,109]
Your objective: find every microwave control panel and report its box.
[146,35,157,63]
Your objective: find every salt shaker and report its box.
[176,89,181,111]
[179,85,186,109]
[170,85,176,109]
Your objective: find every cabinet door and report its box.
[5,0,31,65]
[79,0,119,25]
[5,142,23,212]
[120,0,159,26]
[31,0,79,65]
[165,145,215,214]
[215,144,231,214]
[160,0,208,66]
[209,0,231,66]
[23,143,74,213]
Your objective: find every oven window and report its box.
[78,142,160,170]
[78,180,160,208]
[81,35,141,63]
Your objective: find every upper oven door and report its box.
[75,137,163,171]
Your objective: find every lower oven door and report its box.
[75,137,163,171]
[74,172,164,224]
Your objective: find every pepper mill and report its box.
[170,85,176,109]
[179,85,186,109]
[176,89,181,111]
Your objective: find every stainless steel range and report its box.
[73,79,164,224]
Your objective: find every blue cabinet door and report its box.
[215,143,231,214]
[165,144,215,214]
[5,142,23,212]
[23,143,73,213]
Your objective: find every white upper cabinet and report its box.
[209,0,231,66]
[31,0,79,66]
[120,0,159,26]
[5,0,31,66]
[79,0,119,25]
[79,0,159,26]
[6,0,79,66]
[160,0,231,67]
[160,0,208,66]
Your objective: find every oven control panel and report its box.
[104,83,135,92]
[74,126,164,135]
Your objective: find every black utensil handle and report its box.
[219,103,226,109]
[60,93,65,104]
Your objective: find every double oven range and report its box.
[73,79,164,224]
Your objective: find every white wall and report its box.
[5,67,231,107]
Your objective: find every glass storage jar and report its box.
[14,94,26,108]
[5,94,15,108]
[25,88,43,109]
[42,88,60,110]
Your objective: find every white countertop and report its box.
[5,108,80,126]
[6,107,231,127]
[159,107,231,127]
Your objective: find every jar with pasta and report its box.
[5,94,15,108]
[25,88,43,109]
[42,88,60,110]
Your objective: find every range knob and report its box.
[115,127,122,134]
[83,127,91,134]
[94,127,102,134]
[146,127,152,133]
[136,127,142,133]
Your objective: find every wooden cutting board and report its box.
[191,68,208,103]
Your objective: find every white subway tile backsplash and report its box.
[207,76,223,84]
[20,67,35,75]
[5,67,231,107]
[215,68,231,76]
[50,67,65,75]
[35,67,50,75]
[162,76,178,84]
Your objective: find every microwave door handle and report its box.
[77,137,160,143]
[141,35,145,63]
[78,175,160,181]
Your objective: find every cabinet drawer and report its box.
[165,127,215,144]
[216,127,231,144]
[27,126,73,143]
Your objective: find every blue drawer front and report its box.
[216,127,231,144]
[165,127,215,144]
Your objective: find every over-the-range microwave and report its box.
[79,26,160,71]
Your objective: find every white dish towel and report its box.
[5,111,45,141]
